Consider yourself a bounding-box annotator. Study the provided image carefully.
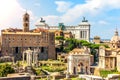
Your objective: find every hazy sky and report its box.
[0,0,120,39]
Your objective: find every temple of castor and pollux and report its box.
[1,12,56,61]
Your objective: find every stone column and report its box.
[30,53,32,66]
[35,53,38,67]
[83,31,85,39]
[113,58,115,69]
[23,52,25,64]
[28,53,32,66]
[26,53,28,65]
[12,57,15,64]
[33,49,39,67]
[33,53,35,64]
[109,58,111,69]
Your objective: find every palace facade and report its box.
[35,17,90,42]
[1,12,56,60]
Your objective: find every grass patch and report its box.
[41,65,66,72]
[100,69,120,77]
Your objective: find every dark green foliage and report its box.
[55,36,64,40]
[63,38,102,62]
[56,37,108,63]
[0,64,15,77]
[63,38,78,52]
[90,44,100,49]
[63,47,70,53]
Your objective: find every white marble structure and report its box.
[35,17,90,42]
[67,47,92,74]
[23,48,39,67]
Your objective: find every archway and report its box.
[73,66,76,74]
[78,62,84,74]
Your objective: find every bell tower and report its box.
[23,12,29,32]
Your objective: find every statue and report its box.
[40,17,45,22]
[58,23,65,30]
[82,17,88,22]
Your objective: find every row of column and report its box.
[23,49,39,67]
[80,31,87,39]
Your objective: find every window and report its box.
[25,18,28,21]
[56,34,58,36]
[25,23,28,27]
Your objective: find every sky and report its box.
[0,0,120,39]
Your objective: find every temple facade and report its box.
[1,12,56,60]
[35,17,90,42]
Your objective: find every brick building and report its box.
[1,12,56,60]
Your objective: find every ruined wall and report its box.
[0,76,30,80]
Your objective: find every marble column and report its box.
[23,52,25,64]
[12,57,15,64]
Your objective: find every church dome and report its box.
[111,29,120,42]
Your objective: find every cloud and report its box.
[98,20,109,25]
[42,15,61,26]
[55,1,72,13]
[0,0,35,30]
[43,0,120,25]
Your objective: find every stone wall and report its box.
[117,54,120,72]
[0,76,31,80]
[1,31,56,60]
[48,32,56,59]
[0,56,13,62]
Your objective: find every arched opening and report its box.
[15,47,18,53]
[78,62,84,74]
[86,66,88,74]
[73,66,76,74]
[41,47,44,53]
